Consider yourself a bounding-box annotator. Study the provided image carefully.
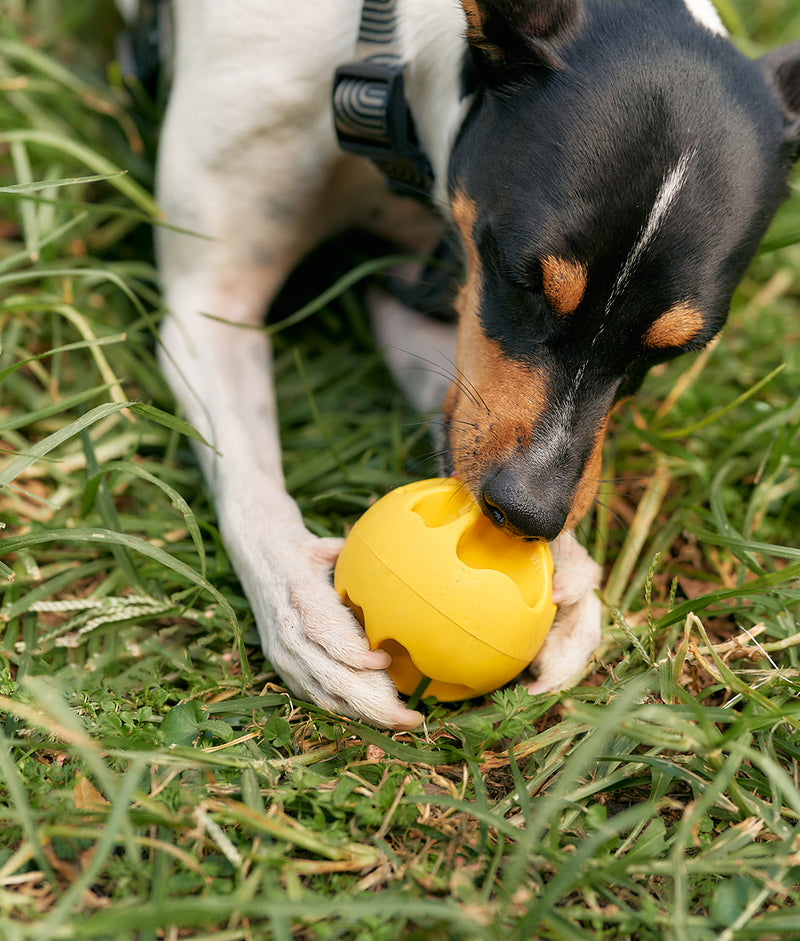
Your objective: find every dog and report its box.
[144,0,800,729]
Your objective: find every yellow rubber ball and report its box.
[334,477,556,702]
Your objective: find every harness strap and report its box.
[332,0,434,202]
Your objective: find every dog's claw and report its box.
[391,707,424,731]
[362,648,392,670]
[312,537,345,568]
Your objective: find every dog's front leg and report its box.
[525,531,602,694]
[156,257,422,728]
[152,59,423,728]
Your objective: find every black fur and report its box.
[445,0,800,539]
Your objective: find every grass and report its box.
[1,1,800,938]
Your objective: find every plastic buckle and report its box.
[333,59,416,160]
[333,59,434,201]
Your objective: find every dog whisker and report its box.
[436,349,489,415]
[425,416,478,430]
[391,343,489,416]
[592,499,627,529]
[384,345,489,414]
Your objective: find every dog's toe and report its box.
[310,536,345,569]
[295,653,423,730]
[249,538,422,728]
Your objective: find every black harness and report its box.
[332,0,435,203]
[120,0,435,201]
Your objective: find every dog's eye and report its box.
[508,259,543,295]
[519,261,544,294]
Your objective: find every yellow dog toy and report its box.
[334,478,556,703]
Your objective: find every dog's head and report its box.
[443,0,800,540]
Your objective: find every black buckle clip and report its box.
[333,59,415,160]
[332,59,433,201]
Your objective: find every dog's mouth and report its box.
[479,464,571,542]
[442,378,609,542]
[438,416,567,540]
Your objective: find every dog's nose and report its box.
[481,468,570,542]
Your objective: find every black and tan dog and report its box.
[148,0,800,727]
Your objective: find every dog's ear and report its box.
[760,39,800,156]
[459,0,581,77]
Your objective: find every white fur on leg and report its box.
[158,278,425,730]
[526,530,602,694]
[155,0,428,728]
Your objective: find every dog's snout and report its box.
[481,467,569,542]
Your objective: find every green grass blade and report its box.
[0,725,59,891]
[0,129,158,216]
[0,402,129,489]
[88,460,207,578]
[0,527,248,682]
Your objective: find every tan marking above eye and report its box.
[644,302,705,350]
[541,255,588,316]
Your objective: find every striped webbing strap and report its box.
[332,0,434,202]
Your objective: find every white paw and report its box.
[240,534,423,730]
[526,589,602,694]
[526,531,603,695]
[550,530,602,607]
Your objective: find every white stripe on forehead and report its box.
[547,147,697,452]
[606,146,698,315]
[682,0,726,35]
[566,145,698,395]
